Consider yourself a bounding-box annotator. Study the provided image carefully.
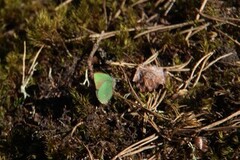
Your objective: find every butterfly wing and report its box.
[94,72,113,89]
[96,80,113,104]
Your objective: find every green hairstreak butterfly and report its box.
[94,72,115,104]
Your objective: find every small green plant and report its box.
[94,72,115,104]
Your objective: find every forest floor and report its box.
[0,0,240,159]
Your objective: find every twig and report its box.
[215,28,240,47]
[22,41,26,86]
[113,0,126,19]
[197,125,240,131]
[142,52,159,65]
[135,19,205,38]
[28,45,43,74]
[87,31,105,78]
[108,56,191,72]
[184,51,214,89]
[75,138,95,160]
[198,10,240,28]
[131,0,148,7]
[66,20,204,42]
[66,28,136,42]
[55,0,73,11]
[107,61,137,68]
[181,23,210,38]
[197,110,240,132]
[102,0,108,29]
[192,52,213,87]
[154,0,165,8]
[164,0,176,16]
[120,67,144,106]
[203,51,235,71]
[112,134,158,160]
[71,121,83,137]
[114,89,169,121]
[185,0,208,43]
[184,50,235,89]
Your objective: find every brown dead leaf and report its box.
[133,65,166,92]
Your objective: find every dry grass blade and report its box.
[151,89,166,111]
[215,28,240,47]
[21,42,44,99]
[184,50,236,89]
[83,143,95,160]
[109,54,191,72]
[184,51,214,89]
[76,138,95,160]
[90,28,136,40]
[197,10,240,28]
[154,0,166,7]
[192,52,213,87]
[107,61,137,68]
[68,20,205,43]
[143,89,166,133]
[113,0,126,19]
[71,121,83,137]
[164,58,191,71]
[185,0,208,42]
[196,0,208,20]
[66,28,136,42]
[107,51,159,68]
[112,134,159,160]
[22,41,27,84]
[87,31,105,78]
[142,52,159,65]
[164,0,176,16]
[120,66,144,107]
[197,110,240,132]
[203,51,236,71]
[28,46,44,75]
[181,23,210,39]
[55,0,73,11]
[131,0,148,7]
[134,19,205,38]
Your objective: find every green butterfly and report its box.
[94,72,115,104]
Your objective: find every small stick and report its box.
[185,0,208,43]
[135,19,204,38]
[164,0,176,16]
[113,0,126,19]
[184,51,214,89]
[22,41,26,86]
[215,28,240,47]
[197,110,240,132]
[55,0,73,11]
[87,31,105,78]
[192,52,212,87]
[198,10,240,28]
[71,121,83,137]
[113,134,158,160]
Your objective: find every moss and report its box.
[0,0,240,159]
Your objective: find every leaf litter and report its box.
[133,65,166,92]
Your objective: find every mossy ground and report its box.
[0,0,240,159]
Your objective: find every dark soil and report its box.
[0,0,240,159]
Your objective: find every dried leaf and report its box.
[133,65,166,92]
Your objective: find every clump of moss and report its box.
[0,0,240,159]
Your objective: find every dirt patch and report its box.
[0,0,240,159]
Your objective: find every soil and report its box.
[0,0,240,159]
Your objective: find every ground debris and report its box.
[133,65,166,92]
